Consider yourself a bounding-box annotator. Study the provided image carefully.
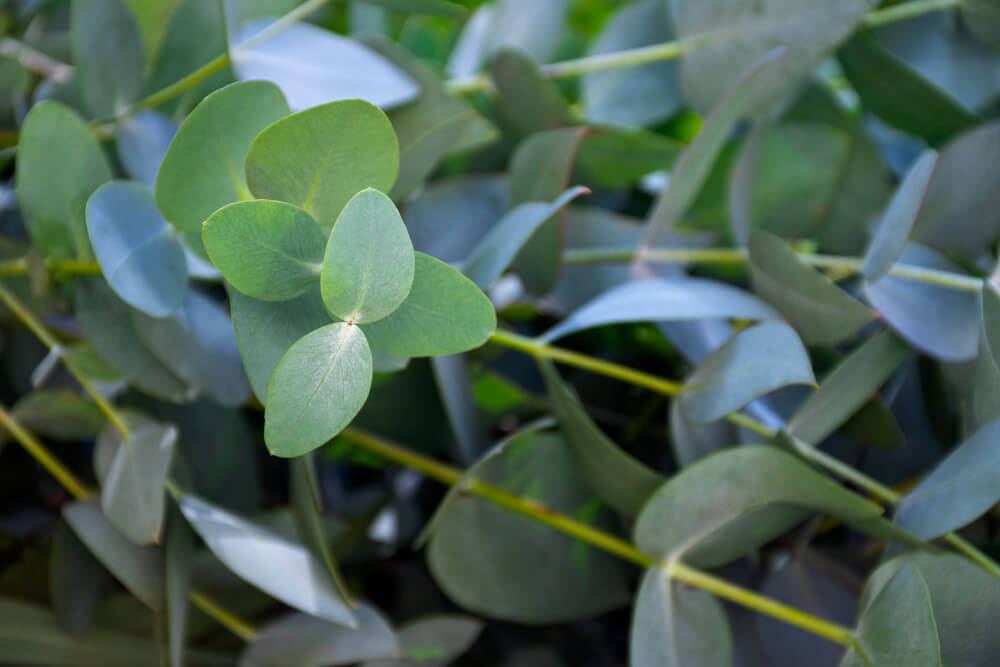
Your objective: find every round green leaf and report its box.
[87,181,189,317]
[361,252,496,357]
[245,99,399,227]
[203,200,325,301]
[321,188,414,324]
[264,323,373,457]
[15,101,112,259]
[155,80,290,232]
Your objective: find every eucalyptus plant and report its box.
[1,0,1000,666]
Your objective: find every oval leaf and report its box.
[156,80,290,232]
[264,322,373,457]
[321,188,415,324]
[203,200,325,301]
[245,99,400,227]
[361,252,496,357]
[71,0,145,118]
[87,181,189,317]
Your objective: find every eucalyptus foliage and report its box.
[1,1,1000,666]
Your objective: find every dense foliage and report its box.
[1,0,1000,665]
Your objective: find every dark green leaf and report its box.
[361,615,483,667]
[634,446,882,567]
[540,278,779,343]
[321,189,414,323]
[203,200,325,301]
[680,321,816,424]
[963,0,1000,52]
[50,521,110,635]
[264,322,373,457]
[176,492,357,627]
[574,126,686,187]
[165,508,193,667]
[63,499,165,611]
[156,80,290,232]
[974,282,1000,425]
[71,0,145,118]
[15,101,112,258]
[245,99,399,228]
[86,181,189,317]
[630,567,732,667]
[11,390,104,442]
[490,49,573,136]
[538,359,664,517]
[362,253,496,357]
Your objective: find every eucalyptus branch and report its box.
[0,403,259,641]
[0,37,73,82]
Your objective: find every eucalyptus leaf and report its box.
[264,322,373,457]
[963,0,1000,52]
[116,111,177,188]
[133,290,251,407]
[71,0,146,118]
[176,492,358,627]
[50,521,110,636]
[321,188,414,324]
[165,508,193,667]
[863,148,940,281]
[361,615,482,667]
[839,564,940,667]
[245,99,399,227]
[427,431,630,623]
[203,200,325,301]
[11,390,105,442]
[633,446,882,567]
[63,499,165,611]
[973,282,1000,425]
[540,278,780,343]
[232,19,419,110]
[86,181,189,317]
[669,399,736,467]
[863,244,979,362]
[748,229,875,345]
[16,101,112,259]
[463,186,589,289]
[490,49,573,137]
[361,253,496,357]
[156,80,290,233]
[538,359,664,517]
[630,567,732,667]
[230,286,332,403]
[484,0,568,64]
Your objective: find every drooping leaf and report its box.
[75,278,190,402]
[863,149,939,281]
[574,126,686,187]
[489,49,573,137]
[581,0,680,128]
[642,47,790,245]
[86,181,189,317]
[839,564,941,667]
[630,567,732,667]
[895,417,1000,539]
[963,0,1000,52]
[426,431,630,623]
[669,399,736,467]
[63,499,165,610]
[176,492,357,627]
[15,101,112,258]
[837,34,978,146]
[671,0,870,113]
[165,507,193,667]
[97,418,177,545]
[291,454,353,606]
[680,322,816,424]
[245,99,400,228]
[321,189,414,324]
[264,322,373,457]
[862,553,1000,665]
[146,0,225,99]
[133,290,251,406]
[431,353,489,464]
[508,127,588,293]
[483,0,568,64]
[239,606,398,667]
[787,330,909,445]
[116,111,177,188]
[445,4,494,77]
[71,0,146,118]
[863,244,980,362]
[0,597,157,666]
[361,253,496,357]
[538,359,664,517]
[203,200,325,301]
[404,176,508,262]
[123,0,180,60]
[463,186,589,289]
[974,283,1000,425]
[232,19,419,110]
[230,286,332,403]
[540,278,780,343]
[156,80,290,233]
[633,446,882,567]
[748,229,875,345]
[360,615,483,667]
[50,521,110,635]
[11,390,105,442]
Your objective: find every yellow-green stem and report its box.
[188,590,258,641]
[0,280,131,439]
